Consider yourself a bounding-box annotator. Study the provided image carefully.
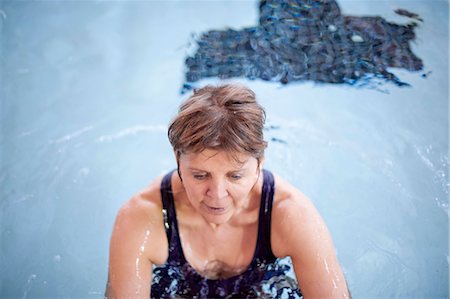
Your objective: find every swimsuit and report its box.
[151,169,302,298]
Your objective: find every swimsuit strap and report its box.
[254,169,276,261]
[160,170,184,263]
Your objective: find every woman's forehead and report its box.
[180,149,254,167]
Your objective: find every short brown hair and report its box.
[168,84,267,162]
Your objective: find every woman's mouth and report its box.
[201,202,228,215]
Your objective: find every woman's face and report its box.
[178,149,262,225]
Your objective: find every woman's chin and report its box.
[199,206,233,225]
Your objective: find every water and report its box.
[183,0,424,92]
[1,0,448,298]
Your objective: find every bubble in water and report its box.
[78,168,90,176]
[328,24,337,32]
[351,34,364,43]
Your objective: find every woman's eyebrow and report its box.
[187,167,208,172]
[187,167,246,173]
[228,169,245,173]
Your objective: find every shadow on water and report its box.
[183,0,424,93]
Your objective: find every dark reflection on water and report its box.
[183,0,423,93]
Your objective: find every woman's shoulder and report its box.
[272,172,311,209]
[271,172,327,256]
[119,175,165,221]
[111,174,169,264]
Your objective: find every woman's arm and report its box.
[272,187,350,299]
[105,192,167,298]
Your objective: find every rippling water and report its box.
[183,0,423,93]
[1,1,448,298]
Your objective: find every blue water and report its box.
[1,1,448,298]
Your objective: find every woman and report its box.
[106,84,350,298]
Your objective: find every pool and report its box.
[1,0,448,298]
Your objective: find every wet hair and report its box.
[168,84,267,164]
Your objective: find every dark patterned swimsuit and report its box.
[151,169,302,298]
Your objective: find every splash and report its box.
[96,125,166,143]
[22,274,37,299]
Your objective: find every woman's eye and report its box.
[230,174,242,180]
[193,174,207,180]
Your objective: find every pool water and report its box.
[1,0,448,298]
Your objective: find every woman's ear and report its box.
[175,152,183,182]
[177,167,183,182]
[257,156,265,172]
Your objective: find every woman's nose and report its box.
[206,179,228,199]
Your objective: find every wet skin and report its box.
[106,149,351,298]
[177,149,262,227]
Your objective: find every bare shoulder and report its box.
[106,175,169,298]
[271,173,312,209]
[271,173,329,258]
[111,175,168,264]
[270,174,350,298]
[118,176,163,220]
[271,173,317,225]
